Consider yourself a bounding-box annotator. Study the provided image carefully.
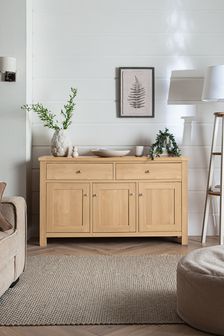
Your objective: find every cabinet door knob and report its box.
[76,170,81,174]
[145,170,150,174]
[129,193,134,196]
[92,194,97,197]
[139,193,143,197]
[83,193,88,197]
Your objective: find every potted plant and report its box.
[149,128,181,159]
[22,87,77,157]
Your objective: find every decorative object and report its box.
[135,146,144,157]
[0,254,182,325]
[201,65,224,245]
[72,146,79,158]
[39,156,188,246]
[91,149,130,157]
[149,128,181,160]
[0,57,16,82]
[51,129,71,157]
[119,67,154,117]
[177,245,224,335]
[22,87,77,157]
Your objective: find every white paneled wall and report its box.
[31,0,224,236]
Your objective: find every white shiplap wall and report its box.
[31,0,224,236]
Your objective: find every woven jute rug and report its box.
[0,255,183,326]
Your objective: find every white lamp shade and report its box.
[168,70,204,104]
[202,65,224,102]
[0,57,16,73]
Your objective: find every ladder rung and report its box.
[212,152,222,155]
[208,190,221,196]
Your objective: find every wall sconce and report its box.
[0,57,16,82]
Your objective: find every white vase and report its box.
[51,129,72,157]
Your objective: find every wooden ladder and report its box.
[201,112,224,244]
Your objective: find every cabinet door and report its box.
[47,183,90,232]
[93,183,136,233]
[139,182,181,232]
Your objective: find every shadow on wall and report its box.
[115,67,120,118]
[3,160,27,198]
[15,161,26,198]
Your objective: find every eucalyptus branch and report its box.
[61,87,77,130]
[21,87,77,131]
[22,103,60,130]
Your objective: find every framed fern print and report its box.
[119,67,155,118]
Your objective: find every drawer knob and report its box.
[129,193,134,196]
[139,193,143,197]
[92,194,97,197]
[76,170,81,174]
[145,170,150,174]
[83,193,88,197]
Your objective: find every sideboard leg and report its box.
[40,235,47,247]
[181,235,188,245]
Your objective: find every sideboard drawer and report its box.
[47,163,113,180]
[116,163,181,180]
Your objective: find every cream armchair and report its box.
[0,197,26,297]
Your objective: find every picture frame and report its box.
[119,67,155,118]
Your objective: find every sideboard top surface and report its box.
[39,156,188,163]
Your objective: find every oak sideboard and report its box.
[39,156,188,246]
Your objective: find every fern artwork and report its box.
[149,128,181,160]
[119,67,154,117]
[128,76,146,109]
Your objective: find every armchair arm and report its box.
[2,197,26,234]
[1,196,27,276]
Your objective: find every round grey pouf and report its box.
[177,245,224,336]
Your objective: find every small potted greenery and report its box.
[22,87,77,156]
[149,128,181,159]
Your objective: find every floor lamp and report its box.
[201,65,224,244]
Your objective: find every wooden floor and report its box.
[0,236,218,336]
